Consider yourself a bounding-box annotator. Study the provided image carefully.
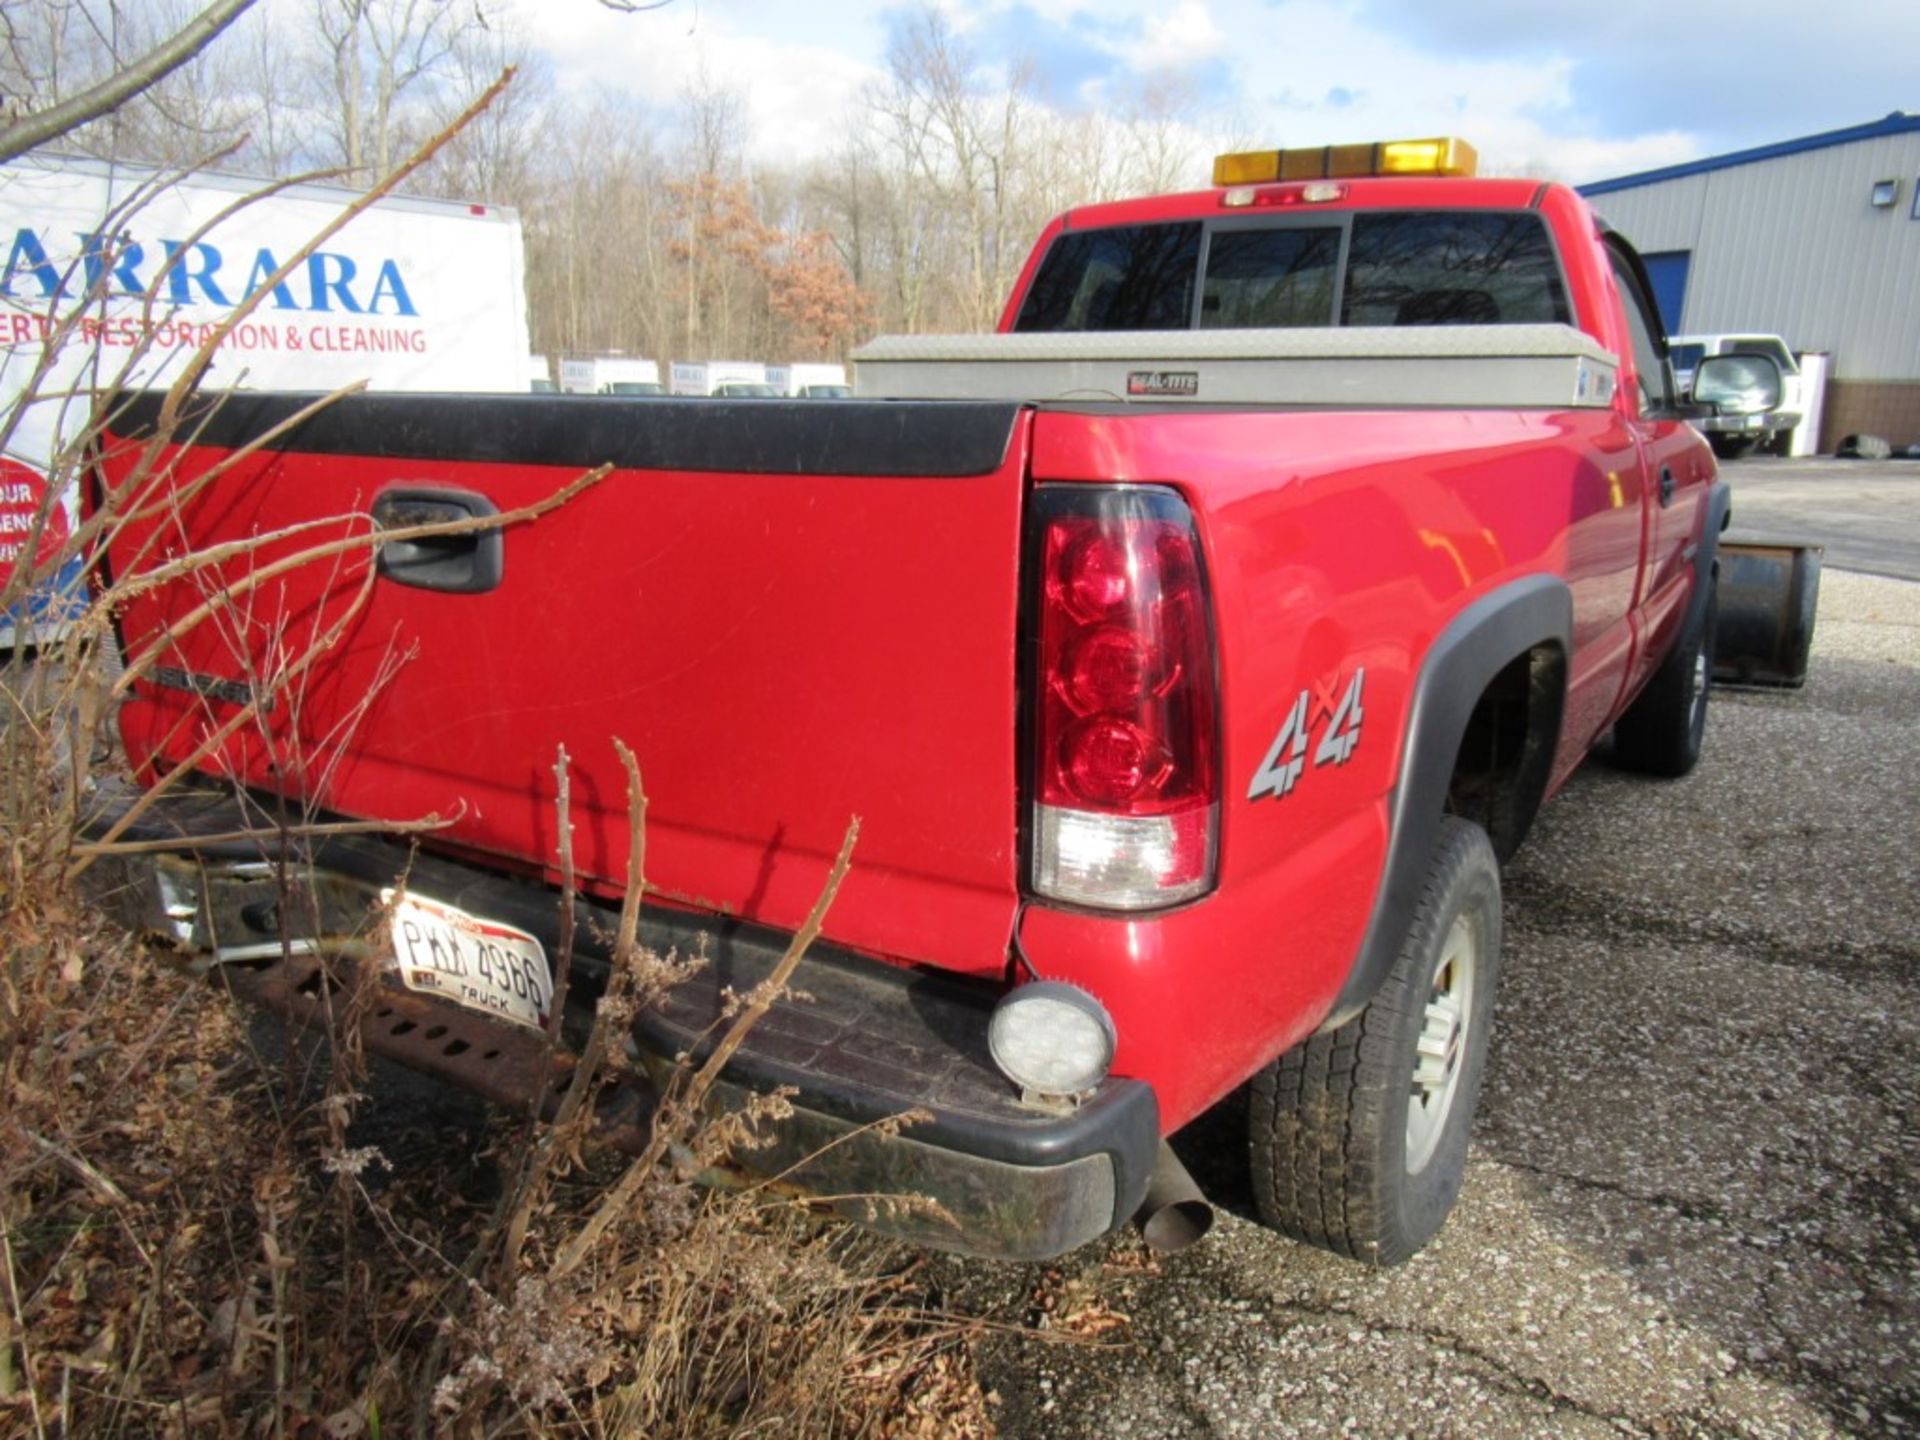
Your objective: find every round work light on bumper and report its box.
[987,981,1117,1098]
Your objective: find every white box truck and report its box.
[668,360,772,396]
[766,362,849,398]
[1,152,531,646]
[558,356,662,395]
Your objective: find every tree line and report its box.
[0,0,1233,366]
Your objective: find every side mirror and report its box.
[1693,353,1782,415]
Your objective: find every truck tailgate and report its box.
[97,394,1031,978]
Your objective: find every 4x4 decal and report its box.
[1247,668,1366,801]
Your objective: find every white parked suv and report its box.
[1668,334,1805,457]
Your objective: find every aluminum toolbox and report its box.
[854,324,1621,410]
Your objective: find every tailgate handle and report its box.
[372,488,504,595]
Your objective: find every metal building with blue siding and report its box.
[1581,113,1920,450]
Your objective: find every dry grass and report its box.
[0,182,998,1434]
[0,93,1059,1433]
[1,619,998,1439]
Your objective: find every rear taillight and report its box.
[1028,487,1218,910]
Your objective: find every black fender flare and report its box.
[1318,574,1572,1031]
[1685,478,1733,641]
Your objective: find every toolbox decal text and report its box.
[1127,370,1199,397]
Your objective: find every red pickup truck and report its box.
[86,137,1767,1265]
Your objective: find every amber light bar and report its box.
[1213,136,1478,185]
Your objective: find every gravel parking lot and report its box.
[953,559,1919,1438]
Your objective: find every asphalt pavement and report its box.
[952,543,1919,1435]
[1719,455,1920,582]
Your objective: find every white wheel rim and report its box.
[1689,647,1709,732]
[1407,913,1476,1175]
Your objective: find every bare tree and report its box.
[856,46,947,333]
[0,0,256,162]
[310,0,489,182]
[513,91,674,362]
[68,1,279,168]
[678,59,744,179]
[672,67,749,355]
[873,6,1041,331]
[419,13,548,200]
[229,1,310,173]
[1117,74,1208,196]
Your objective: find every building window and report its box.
[1870,178,1899,208]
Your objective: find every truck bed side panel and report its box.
[1022,404,1645,1128]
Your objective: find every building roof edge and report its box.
[1578,112,1920,197]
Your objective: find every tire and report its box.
[1248,818,1502,1266]
[1708,433,1760,460]
[1611,582,1716,777]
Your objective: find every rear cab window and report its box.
[1013,223,1201,331]
[1014,209,1571,333]
[1341,213,1570,326]
[1199,227,1341,327]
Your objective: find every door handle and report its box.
[372,487,504,594]
[1658,466,1676,507]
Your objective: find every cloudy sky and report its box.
[503,0,1914,186]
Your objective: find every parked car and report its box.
[1668,333,1804,456]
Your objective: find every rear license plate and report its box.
[381,888,551,1029]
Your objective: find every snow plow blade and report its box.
[1714,540,1823,689]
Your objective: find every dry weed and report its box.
[3,574,995,1439]
[4,657,1001,1440]
[0,89,1023,1434]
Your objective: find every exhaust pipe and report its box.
[1135,1142,1214,1252]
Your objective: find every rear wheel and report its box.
[1612,582,1716,777]
[1709,433,1760,460]
[1248,818,1502,1265]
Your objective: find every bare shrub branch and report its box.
[0,0,257,163]
[551,814,861,1280]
